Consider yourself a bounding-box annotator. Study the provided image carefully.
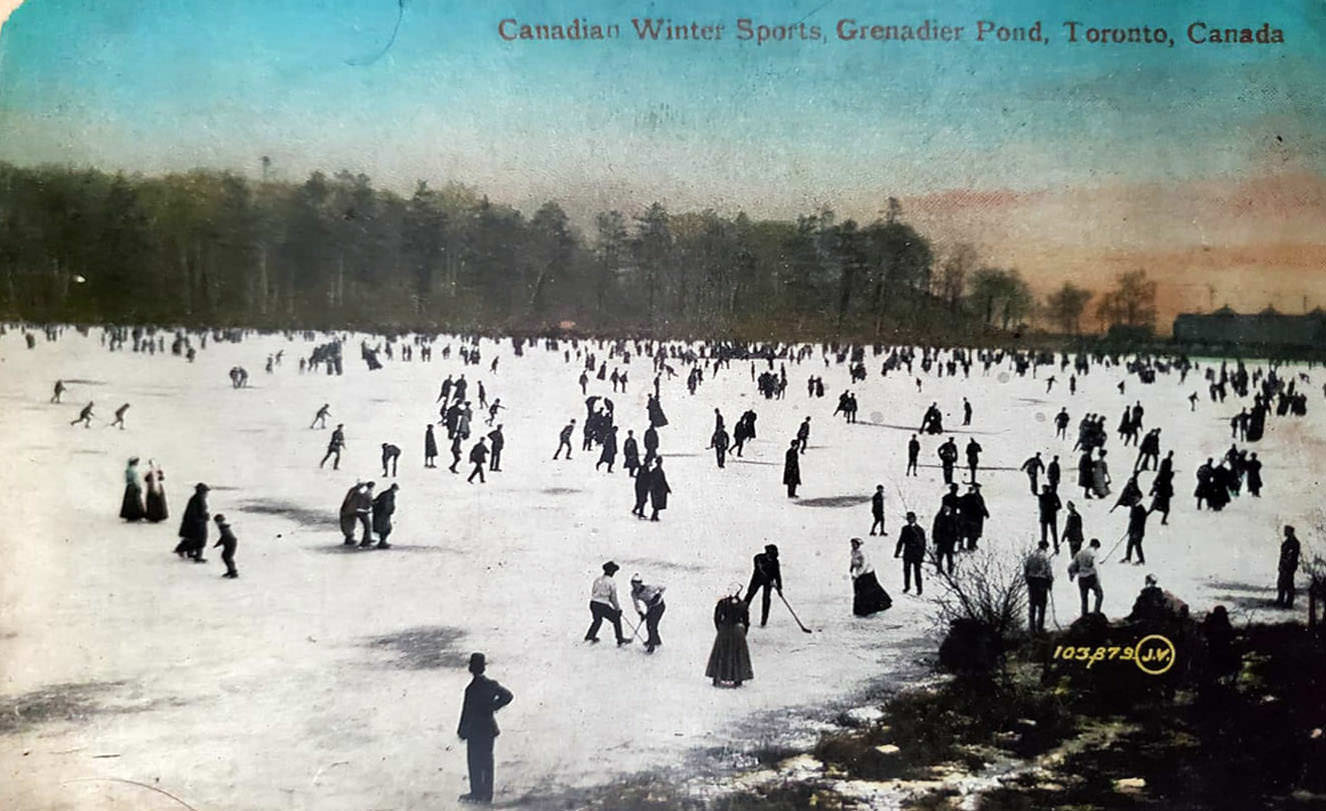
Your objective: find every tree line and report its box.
[0,162,1156,338]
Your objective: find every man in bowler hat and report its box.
[457,652,513,805]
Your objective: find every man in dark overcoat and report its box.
[457,652,514,805]
[174,483,210,561]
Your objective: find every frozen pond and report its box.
[1,330,1319,808]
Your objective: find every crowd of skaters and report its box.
[22,322,1323,805]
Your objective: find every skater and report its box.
[796,416,811,454]
[1078,450,1095,500]
[932,503,959,575]
[381,443,401,477]
[1054,408,1070,439]
[623,430,640,477]
[487,425,504,472]
[339,481,374,546]
[1020,452,1045,495]
[371,483,398,548]
[906,434,920,476]
[553,420,575,460]
[424,425,439,468]
[596,425,618,472]
[850,538,893,616]
[648,457,671,521]
[962,397,972,426]
[1122,502,1148,564]
[744,544,783,627]
[51,379,65,403]
[70,401,94,428]
[311,404,330,429]
[213,514,239,578]
[144,460,168,523]
[119,457,146,522]
[1038,484,1061,548]
[1023,541,1053,633]
[456,652,514,805]
[1276,526,1301,608]
[629,574,667,653]
[585,561,631,645]
[1148,462,1174,524]
[109,403,130,430]
[1092,449,1112,499]
[965,438,982,482]
[937,438,958,485]
[1245,452,1262,497]
[895,512,926,595]
[958,483,989,551]
[783,439,801,498]
[175,483,210,561]
[1047,455,1061,491]
[448,433,464,474]
[467,438,489,483]
[643,425,660,469]
[731,412,753,457]
[1068,538,1104,616]
[709,423,729,469]
[869,485,886,535]
[706,584,754,687]
[320,424,346,470]
[1063,501,1084,556]
[940,482,961,515]
[486,398,504,426]
[1136,428,1161,472]
[1111,475,1143,513]
[632,458,654,518]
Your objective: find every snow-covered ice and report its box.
[1,331,1320,809]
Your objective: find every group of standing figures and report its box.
[118,457,169,523]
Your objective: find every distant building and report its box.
[1172,306,1326,349]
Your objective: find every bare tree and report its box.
[1096,270,1157,330]
[934,243,977,314]
[1045,282,1093,334]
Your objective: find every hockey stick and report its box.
[1101,528,1131,563]
[778,590,813,634]
[622,612,644,642]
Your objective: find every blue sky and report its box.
[0,0,1323,220]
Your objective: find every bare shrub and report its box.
[929,545,1030,640]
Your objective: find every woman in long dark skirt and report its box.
[1148,471,1173,525]
[144,460,169,522]
[119,457,145,522]
[1246,404,1266,442]
[423,425,438,468]
[647,394,669,428]
[1207,464,1233,511]
[706,585,754,687]
[849,538,892,616]
[1245,452,1263,496]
